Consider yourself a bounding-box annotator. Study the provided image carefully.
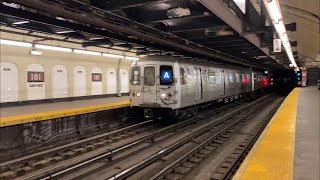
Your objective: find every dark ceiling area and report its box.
[0,0,292,70]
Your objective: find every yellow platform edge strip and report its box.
[233,88,300,180]
[0,101,130,127]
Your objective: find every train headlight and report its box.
[136,92,141,97]
[160,92,166,98]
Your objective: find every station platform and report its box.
[234,86,319,180]
[0,96,130,127]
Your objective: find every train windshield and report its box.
[144,66,155,86]
[131,66,141,85]
[160,65,173,85]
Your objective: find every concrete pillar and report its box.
[117,58,122,97]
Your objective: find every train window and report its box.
[241,73,245,83]
[246,74,250,83]
[180,68,186,85]
[229,72,234,83]
[208,71,216,84]
[144,66,155,86]
[235,73,240,83]
[131,66,141,85]
[160,65,174,85]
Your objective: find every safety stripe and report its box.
[0,101,130,127]
[233,88,300,180]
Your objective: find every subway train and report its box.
[129,56,272,120]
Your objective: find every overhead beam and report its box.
[1,1,262,68]
[198,0,272,59]
[90,0,170,11]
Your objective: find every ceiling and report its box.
[1,0,309,70]
[280,0,320,67]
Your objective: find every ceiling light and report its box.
[73,49,101,56]
[30,50,42,56]
[124,56,139,60]
[0,39,32,47]
[12,20,29,25]
[102,53,124,58]
[56,30,75,34]
[264,0,297,68]
[35,44,72,52]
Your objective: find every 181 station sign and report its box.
[273,39,282,53]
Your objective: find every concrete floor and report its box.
[294,86,320,180]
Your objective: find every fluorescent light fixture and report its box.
[35,44,72,52]
[124,56,139,60]
[102,53,124,58]
[12,20,29,25]
[30,50,42,56]
[0,39,32,47]
[267,1,282,23]
[74,49,101,56]
[264,0,297,68]
[56,30,75,34]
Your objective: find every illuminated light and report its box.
[136,92,141,97]
[56,30,75,34]
[125,56,139,61]
[0,39,32,47]
[74,49,101,56]
[267,0,282,23]
[12,21,29,25]
[160,92,166,98]
[271,82,273,85]
[35,44,72,52]
[264,0,297,68]
[264,70,268,74]
[30,50,42,56]
[102,53,124,59]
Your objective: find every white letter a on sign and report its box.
[164,72,169,79]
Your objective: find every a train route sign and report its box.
[273,39,281,52]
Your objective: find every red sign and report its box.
[28,71,44,82]
[92,73,102,82]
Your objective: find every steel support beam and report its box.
[198,0,271,59]
[3,0,263,68]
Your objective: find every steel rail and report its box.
[25,100,243,179]
[107,94,273,180]
[0,120,153,169]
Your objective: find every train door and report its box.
[194,67,202,101]
[220,70,225,96]
[142,65,157,103]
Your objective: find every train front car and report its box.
[130,56,179,120]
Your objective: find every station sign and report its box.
[273,39,281,52]
[92,73,102,82]
[28,71,44,82]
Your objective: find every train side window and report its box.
[241,73,245,83]
[208,71,216,84]
[131,66,141,85]
[235,73,240,83]
[144,66,155,86]
[229,72,234,83]
[246,74,250,83]
[160,65,174,85]
[180,68,186,85]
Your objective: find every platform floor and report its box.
[234,86,320,180]
[0,96,130,127]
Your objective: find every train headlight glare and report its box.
[160,92,166,98]
[136,92,141,97]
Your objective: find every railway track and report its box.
[0,96,247,180]
[106,94,278,180]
